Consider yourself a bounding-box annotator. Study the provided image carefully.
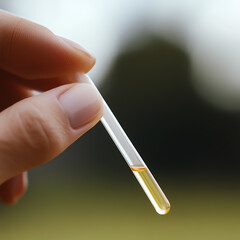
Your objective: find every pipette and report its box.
[85,75,170,215]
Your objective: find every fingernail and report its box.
[59,84,102,129]
[58,36,95,61]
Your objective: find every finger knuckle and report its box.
[0,18,24,66]
[16,101,64,164]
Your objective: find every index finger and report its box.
[0,10,95,79]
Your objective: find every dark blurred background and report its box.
[1,1,240,239]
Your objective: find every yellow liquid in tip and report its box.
[130,165,170,215]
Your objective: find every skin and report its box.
[0,10,103,204]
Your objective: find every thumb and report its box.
[0,83,103,184]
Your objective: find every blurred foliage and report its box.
[94,36,240,178]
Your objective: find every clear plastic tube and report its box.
[85,76,170,215]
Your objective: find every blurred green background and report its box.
[1,1,240,239]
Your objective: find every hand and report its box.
[0,11,103,204]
